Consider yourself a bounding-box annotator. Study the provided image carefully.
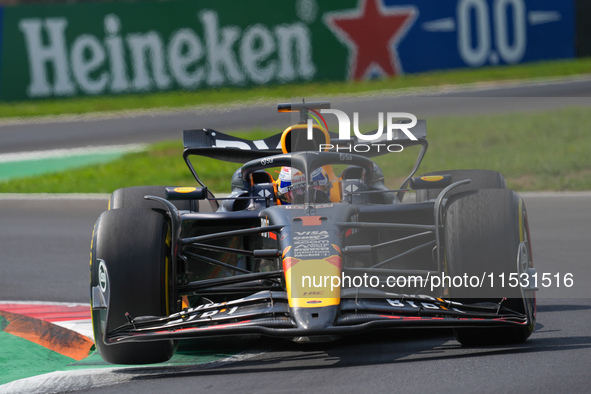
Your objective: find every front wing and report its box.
[103,291,531,344]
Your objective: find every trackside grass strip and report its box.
[0,58,590,119]
[1,107,589,193]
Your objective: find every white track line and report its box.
[0,301,89,306]
[0,144,146,163]
[0,193,110,200]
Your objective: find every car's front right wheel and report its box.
[90,208,176,364]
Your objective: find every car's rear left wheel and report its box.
[109,185,197,211]
[415,169,507,202]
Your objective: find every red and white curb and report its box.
[0,301,261,393]
[0,301,93,340]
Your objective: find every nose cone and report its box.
[292,305,338,331]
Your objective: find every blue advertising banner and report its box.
[383,0,575,73]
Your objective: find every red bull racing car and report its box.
[90,101,537,364]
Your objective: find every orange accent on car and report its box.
[299,216,323,226]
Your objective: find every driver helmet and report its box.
[310,167,331,197]
[276,167,330,204]
[276,167,305,204]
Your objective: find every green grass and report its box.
[2,107,589,193]
[378,107,591,191]
[2,58,590,192]
[0,140,235,193]
[1,58,590,119]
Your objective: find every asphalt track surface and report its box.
[1,79,591,392]
[2,76,591,154]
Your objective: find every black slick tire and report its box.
[109,185,196,211]
[90,208,176,364]
[444,188,535,346]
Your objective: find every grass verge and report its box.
[0,58,590,119]
[1,107,589,193]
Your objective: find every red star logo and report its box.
[325,0,417,80]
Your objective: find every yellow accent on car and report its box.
[173,187,197,193]
[421,175,444,182]
[165,226,172,315]
[284,257,341,308]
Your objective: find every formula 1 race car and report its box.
[90,101,537,364]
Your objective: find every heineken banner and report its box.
[0,0,575,101]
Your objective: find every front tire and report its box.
[444,189,535,346]
[90,208,176,364]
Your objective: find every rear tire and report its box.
[109,185,197,211]
[90,208,176,364]
[416,169,506,202]
[444,189,535,346]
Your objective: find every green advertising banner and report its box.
[0,0,575,101]
[1,0,349,101]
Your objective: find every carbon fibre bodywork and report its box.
[91,102,536,361]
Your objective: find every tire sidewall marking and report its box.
[98,260,108,293]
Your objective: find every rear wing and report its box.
[183,129,283,164]
[326,119,427,158]
[183,120,426,163]
[182,101,428,198]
